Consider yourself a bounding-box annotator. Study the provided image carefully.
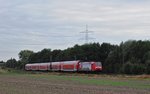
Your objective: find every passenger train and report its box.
[25,60,102,72]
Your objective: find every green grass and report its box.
[26,74,150,89]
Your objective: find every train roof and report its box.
[26,60,80,65]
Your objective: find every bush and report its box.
[145,60,150,74]
[122,62,145,74]
[122,62,133,74]
[132,64,145,74]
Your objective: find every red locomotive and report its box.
[25,60,102,72]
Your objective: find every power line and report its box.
[80,25,94,44]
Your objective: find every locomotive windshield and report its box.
[96,62,102,66]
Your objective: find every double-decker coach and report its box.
[25,60,102,72]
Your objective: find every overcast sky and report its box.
[0,0,150,61]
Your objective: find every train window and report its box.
[96,62,102,66]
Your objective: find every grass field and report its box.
[0,68,150,94]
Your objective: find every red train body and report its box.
[25,60,102,72]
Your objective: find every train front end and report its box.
[91,62,102,71]
[78,61,102,72]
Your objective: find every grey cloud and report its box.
[0,0,150,61]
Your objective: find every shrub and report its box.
[122,62,145,74]
[145,60,150,74]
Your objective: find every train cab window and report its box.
[96,62,102,66]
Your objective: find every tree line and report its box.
[2,40,150,74]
